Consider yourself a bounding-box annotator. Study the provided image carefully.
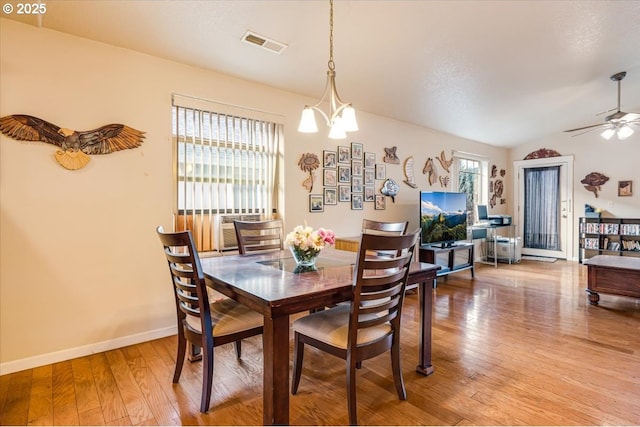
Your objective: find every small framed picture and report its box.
[323,169,337,187]
[338,146,350,163]
[618,180,632,197]
[364,186,375,202]
[364,169,375,185]
[375,195,386,210]
[338,165,351,183]
[351,193,363,210]
[324,187,337,205]
[352,176,363,193]
[352,160,363,176]
[364,152,375,169]
[339,185,351,202]
[351,142,363,160]
[309,194,324,212]
[323,150,337,168]
[375,164,386,180]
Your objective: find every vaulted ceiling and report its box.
[6,0,640,147]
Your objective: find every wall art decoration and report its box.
[352,159,363,176]
[338,165,351,183]
[364,152,376,168]
[403,156,418,188]
[323,169,337,187]
[351,194,364,210]
[494,179,504,198]
[580,172,609,198]
[339,185,351,202]
[490,164,498,178]
[436,150,453,173]
[524,148,561,160]
[351,142,363,160]
[364,169,375,185]
[309,194,324,212]
[375,163,386,180]
[298,152,320,192]
[439,175,450,188]
[352,176,363,193]
[380,178,399,203]
[383,146,400,164]
[323,150,337,168]
[375,194,386,210]
[618,180,632,197]
[500,168,506,177]
[364,186,375,201]
[338,146,350,163]
[0,114,145,170]
[324,187,337,205]
[423,158,438,186]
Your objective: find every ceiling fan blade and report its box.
[564,123,606,133]
[570,127,605,137]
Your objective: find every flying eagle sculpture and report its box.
[0,114,145,170]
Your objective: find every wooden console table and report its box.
[418,242,474,287]
[584,255,640,305]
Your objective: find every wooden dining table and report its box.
[200,247,440,425]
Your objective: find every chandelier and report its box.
[298,0,358,139]
[600,122,634,140]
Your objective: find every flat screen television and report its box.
[419,191,468,247]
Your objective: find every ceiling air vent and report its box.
[242,31,288,54]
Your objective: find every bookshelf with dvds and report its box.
[578,217,640,263]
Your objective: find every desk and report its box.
[201,248,439,425]
[472,223,518,267]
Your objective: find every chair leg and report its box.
[291,332,305,394]
[173,329,187,383]
[391,335,406,400]
[200,346,214,413]
[234,340,242,359]
[346,356,358,426]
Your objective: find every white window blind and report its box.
[171,95,282,250]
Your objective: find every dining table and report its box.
[200,247,440,425]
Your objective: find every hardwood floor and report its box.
[1,259,639,425]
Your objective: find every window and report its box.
[452,152,488,224]
[172,95,282,250]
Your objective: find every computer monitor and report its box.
[477,204,488,221]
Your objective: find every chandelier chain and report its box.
[328,0,335,71]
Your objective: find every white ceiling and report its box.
[6,0,640,147]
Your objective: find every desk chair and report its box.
[291,231,419,425]
[234,219,284,255]
[156,226,263,413]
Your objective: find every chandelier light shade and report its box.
[600,123,634,140]
[298,0,358,139]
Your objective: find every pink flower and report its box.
[317,228,336,246]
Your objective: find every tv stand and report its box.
[419,242,474,287]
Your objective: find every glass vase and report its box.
[290,246,319,267]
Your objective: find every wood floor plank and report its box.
[1,260,639,425]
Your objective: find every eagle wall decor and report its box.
[0,114,145,170]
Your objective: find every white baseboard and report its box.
[0,326,177,376]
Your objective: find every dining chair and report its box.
[361,218,409,235]
[234,219,284,255]
[156,226,263,413]
[290,231,419,425]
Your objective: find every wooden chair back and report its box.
[234,219,284,254]
[362,219,409,235]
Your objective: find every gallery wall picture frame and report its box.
[375,194,386,210]
[323,150,337,168]
[338,165,351,183]
[338,146,350,163]
[364,186,375,202]
[351,142,363,160]
[364,169,375,185]
[339,185,351,202]
[323,169,337,187]
[352,160,363,176]
[375,163,386,180]
[324,187,337,205]
[352,176,363,193]
[351,193,364,210]
[618,180,632,197]
[364,152,375,168]
[309,194,324,212]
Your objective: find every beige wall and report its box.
[0,17,516,373]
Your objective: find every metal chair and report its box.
[156,226,263,413]
[234,219,284,255]
[291,231,419,425]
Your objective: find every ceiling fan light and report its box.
[617,125,634,140]
[341,106,359,132]
[600,128,615,140]
[298,107,318,133]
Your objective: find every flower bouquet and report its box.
[285,225,336,267]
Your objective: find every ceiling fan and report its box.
[564,71,640,140]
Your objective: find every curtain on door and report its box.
[524,166,560,250]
